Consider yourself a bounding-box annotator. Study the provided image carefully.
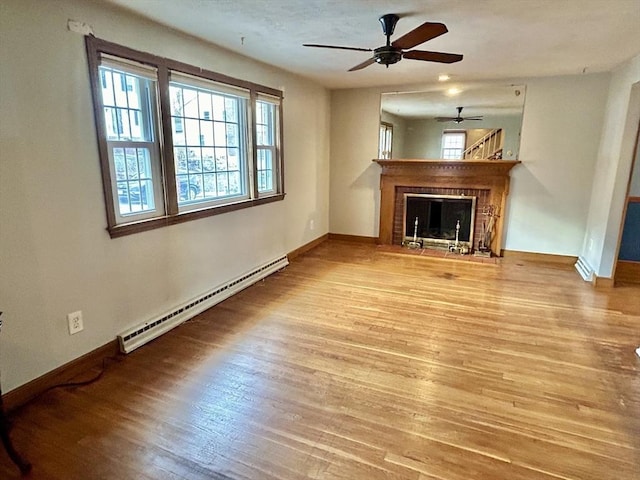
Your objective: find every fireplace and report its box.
[373,159,520,256]
[403,194,476,249]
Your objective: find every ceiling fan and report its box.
[303,13,463,71]
[435,107,483,124]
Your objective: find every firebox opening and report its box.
[403,194,476,249]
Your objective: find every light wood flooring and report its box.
[2,240,639,479]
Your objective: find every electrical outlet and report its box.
[310,219,315,230]
[67,311,83,335]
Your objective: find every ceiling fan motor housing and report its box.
[374,46,402,65]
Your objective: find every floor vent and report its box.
[117,255,289,353]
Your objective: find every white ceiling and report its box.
[100,0,640,90]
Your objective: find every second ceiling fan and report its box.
[303,13,463,72]
[435,107,483,124]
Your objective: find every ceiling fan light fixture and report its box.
[373,46,402,66]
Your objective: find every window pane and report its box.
[213,122,227,146]
[177,175,201,201]
[203,173,216,196]
[185,118,200,145]
[216,172,229,196]
[228,171,242,195]
[227,148,239,170]
[212,95,226,121]
[199,120,213,146]
[202,147,215,171]
[226,123,239,147]
[183,88,199,118]
[198,91,212,120]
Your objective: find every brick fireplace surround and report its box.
[373,159,520,255]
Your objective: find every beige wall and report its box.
[329,74,611,255]
[0,0,330,391]
[329,88,381,236]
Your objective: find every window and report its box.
[86,37,284,237]
[441,131,466,159]
[99,58,164,222]
[379,122,393,159]
[255,97,280,193]
[169,76,249,209]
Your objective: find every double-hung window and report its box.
[441,131,466,160]
[86,37,284,237]
[99,57,165,223]
[169,74,250,210]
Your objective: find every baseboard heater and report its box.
[117,255,289,354]
[575,256,594,282]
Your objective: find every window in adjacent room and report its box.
[441,131,466,159]
[379,122,393,159]
[86,37,285,237]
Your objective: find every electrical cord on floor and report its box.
[38,355,122,397]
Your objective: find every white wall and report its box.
[0,0,330,392]
[329,74,610,255]
[580,54,640,278]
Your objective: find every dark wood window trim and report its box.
[85,36,285,238]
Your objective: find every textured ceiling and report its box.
[99,0,640,90]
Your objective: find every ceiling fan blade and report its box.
[348,57,376,72]
[464,116,484,120]
[403,50,463,64]
[392,22,448,50]
[303,43,372,52]
[435,117,456,122]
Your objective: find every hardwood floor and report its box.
[2,240,639,479]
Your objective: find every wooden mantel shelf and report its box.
[373,158,520,176]
[373,158,521,255]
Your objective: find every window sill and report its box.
[107,193,285,238]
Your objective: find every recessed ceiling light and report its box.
[446,87,461,96]
[438,74,450,82]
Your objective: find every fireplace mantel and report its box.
[373,159,520,255]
